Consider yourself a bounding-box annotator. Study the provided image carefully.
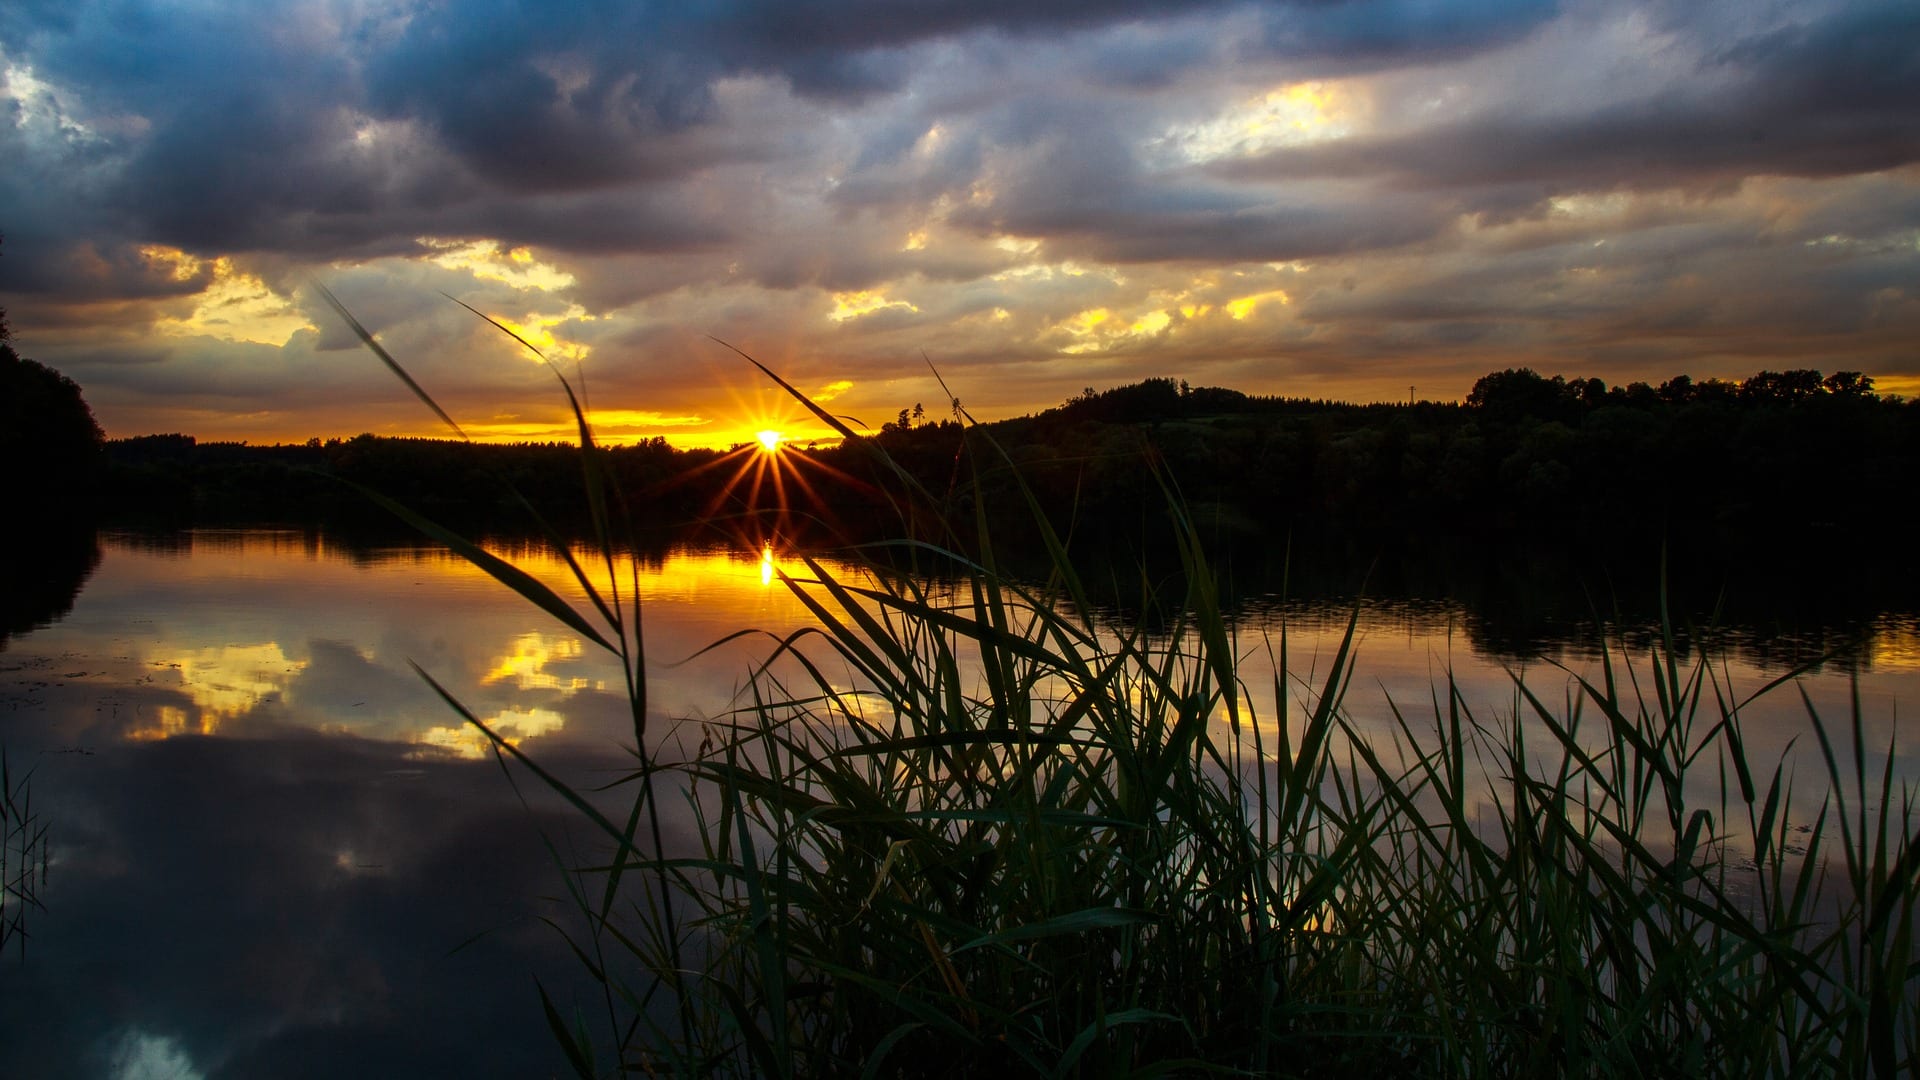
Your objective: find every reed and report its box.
[1,747,50,961]
[331,297,1919,1077]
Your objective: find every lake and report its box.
[2,528,1915,1076]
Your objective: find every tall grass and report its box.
[331,296,1919,1077]
[1,747,50,960]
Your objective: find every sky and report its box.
[1,0,1916,448]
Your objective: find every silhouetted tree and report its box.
[1822,371,1874,396]
[1466,368,1579,423]
[0,307,106,516]
[1740,369,1825,403]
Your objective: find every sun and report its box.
[668,412,868,552]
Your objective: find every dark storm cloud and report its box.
[944,101,1452,263]
[0,0,1562,306]
[454,188,733,254]
[1251,0,1564,67]
[698,0,1238,58]
[4,0,417,266]
[362,4,733,193]
[0,88,153,296]
[349,0,1244,217]
[3,1,738,282]
[0,0,1562,281]
[1218,2,1920,207]
[1074,16,1227,91]
[970,175,1450,264]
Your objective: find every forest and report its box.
[92,365,1917,578]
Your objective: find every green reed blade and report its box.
[315,284,467,438]
[536,979,597,1080]
[345,480,618,654]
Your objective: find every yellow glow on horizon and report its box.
[145,248,313,346]
[679,424,841,452]
[829,289,918,322]
[448,409,710,446]
[1870,373,1920,399]
[813,379,854,402]
[1225,289,1292,320]
[585,409,711,433]
[756,429,783,452]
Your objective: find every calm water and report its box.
[2,529,1915,1076]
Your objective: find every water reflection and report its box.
[0,731,619,1077]
[7,529,1915,764]
[1871,614,1920,670]
[1,528,1915,1075]
[0,525,101,651]
[2,532,835,760]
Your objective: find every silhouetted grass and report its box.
[331,295,1920,1077]
[1,747,50,961]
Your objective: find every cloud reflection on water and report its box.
[1,529,1915,1074]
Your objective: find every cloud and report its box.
[2,0,1916,436]
[1215,2,1920,206]
[1250,0,1565,68]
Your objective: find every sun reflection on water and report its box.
[68,532,849,755]
[1870,616,1920,670]
[34,530,1917,807]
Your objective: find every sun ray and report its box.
[620,412,887,553]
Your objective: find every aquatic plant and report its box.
[327,294,1919,1077]
[1,748,50,960]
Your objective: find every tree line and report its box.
[12,350,1911,588]
[852,367,1911,545]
